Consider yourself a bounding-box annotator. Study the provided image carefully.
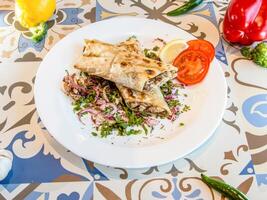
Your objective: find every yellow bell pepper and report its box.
[15,0,56,28]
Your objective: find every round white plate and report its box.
[34,17,227,168]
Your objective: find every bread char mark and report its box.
[145,69,155,75]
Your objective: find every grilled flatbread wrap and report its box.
[116,84,171,115]
[116,38,171,115]
[74,39,177,92]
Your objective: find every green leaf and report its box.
[30,22,48,43]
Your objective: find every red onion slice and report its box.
[146,118,159,126]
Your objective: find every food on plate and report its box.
[159,39,188,64]
[63,38,190,137]
[201,174,248,200]
[173,50,210,85]
[167,0,203,16]
[74,39,178,92]
[116,84,171,115]
[116,38,171,116]
[63,72,185,137]
[117,36,141,54]
[241,42,267,68]
[171,39,215,85]
[63,37,215,138]
[187,39,215,62]
[63,72,145,137]
[223,0,267,45]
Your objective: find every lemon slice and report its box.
[159,39,188,64]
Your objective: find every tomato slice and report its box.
[173,50,210,85]
[187,40,215,62]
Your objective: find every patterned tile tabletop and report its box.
[0,0,267,199]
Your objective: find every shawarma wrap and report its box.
[74,39,177,92]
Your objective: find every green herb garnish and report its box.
[91,132,98,136]
[142,125,148,135]
[98,111,146,137]
[152,46,160,51]
[125,108,144,126]
[80,71,89,77]
[99,122,114,137]
[72,91,96,112]
[107,90,120,103]
[182,105,191,112]
[126,129,142,135]
[104,107,113,114]
[127,35,137,41]
[168,99,181,108]
[144,48,160,60]
[160,80,173,95]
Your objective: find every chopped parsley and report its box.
[126,129,142,135]
[125,108,144,126]
[107,90,120,103]
[127,35,137,41]
[99,122,114,137]
[73,102,81,112]
[142,124,148,135]
[168,99,181,108]
[97,108,148,138]
[152,46,160,51]
[160,80,173,95]
[72,91,96,112]
[182,105,191,113]
[98,113,144,137]
[91,132,98,136]
[104,107,113,114]
[144,48,160,60]
[80,71,89,77]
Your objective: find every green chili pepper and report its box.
[167,0,203,16]
[201,174,249,200]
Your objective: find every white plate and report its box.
[34,17,227,168]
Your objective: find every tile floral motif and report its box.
[242,93,267,185]
[231,58,267,91]
[23,181,93,200]
[243,94,267,128]
[0,183,40,200]
[94,176,224,200]
[96,0,228,65]
[0,1,267,199]
[0,62,107,184]
[218,145,256,197]
[0,0,96,62]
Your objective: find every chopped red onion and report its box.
[146,118,159,126]
[100,103,117,115]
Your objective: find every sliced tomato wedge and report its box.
[187,39,215,62]
[173,50,210,85]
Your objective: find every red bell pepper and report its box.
[223,0,267,45]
